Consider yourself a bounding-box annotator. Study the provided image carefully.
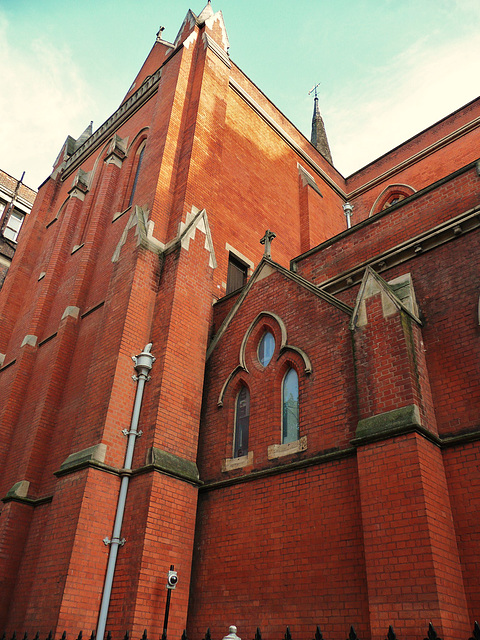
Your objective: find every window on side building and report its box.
[3,210,25,243]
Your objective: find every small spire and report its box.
[309,85,333,164]
[197,0,214,23]
[75,121,93,151]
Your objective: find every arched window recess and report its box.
[127,143,146,208]
[282,368,299,444]
[267,362,307,460]
[233,386,250,458]
[369,183,416,217]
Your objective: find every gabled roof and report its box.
[206,257,353,360]
[349,266,422,331]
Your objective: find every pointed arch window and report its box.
[128,143,145,208]
[282,368,299,444]
[369,183,416,217]
[258,331,275,367]
[234,386,250,458]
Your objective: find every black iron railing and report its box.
[2,621,480,640]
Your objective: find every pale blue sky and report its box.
[0,0,479,187]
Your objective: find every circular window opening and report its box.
[258,331,275,367]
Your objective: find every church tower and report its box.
[0,3,345,639]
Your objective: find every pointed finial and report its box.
[260,230,276,258]
[197,0,214,23]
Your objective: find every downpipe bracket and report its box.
[122,428,143,437]
[132,374,151,382]
[103,536,126,547]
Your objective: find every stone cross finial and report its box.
[260,230,276,258]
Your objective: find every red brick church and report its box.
[0,3,479,640]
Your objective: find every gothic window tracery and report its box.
[219,312,310,469]
[382,193,405,209]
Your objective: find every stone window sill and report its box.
[222,451,253,472]
[268,436,307,460]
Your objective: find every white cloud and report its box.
[327,31,480,176]
[0,13,95,188]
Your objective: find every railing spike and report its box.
[11,632,17,640]
[203,629,211,640]
[470,622,480,640]
[347,627,359,640]
[284,627,292,640]
[90,631,96,640]
[61,631,67,640]
[254,628,262,640]
[386,626,397,640]
[313,626,324,640]
[106,632,111,640]
[22,632,28,640]
[181,630,188,640]
[142,629,148,640]
[33,633,39,640]
[46,632,52,640]
[123,631,129,640]
[424,623,442,640]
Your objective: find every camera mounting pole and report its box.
[162,564,177,640]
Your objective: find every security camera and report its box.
[166,569,178,589]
